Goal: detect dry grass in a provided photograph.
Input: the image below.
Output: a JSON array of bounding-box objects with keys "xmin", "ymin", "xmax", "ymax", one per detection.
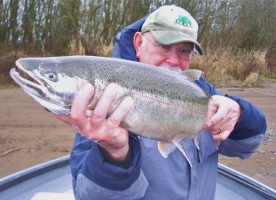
[
  {"xmin": 68, "ymin": 37, "xmax": 114, "ymax": 57},
  {"xmin": 68, "ymin": 39, "xmax": 86, "ymax": 56},
  {"xmin": 191, "ymin": 48, "xmax": 269, "ymax": 87}
]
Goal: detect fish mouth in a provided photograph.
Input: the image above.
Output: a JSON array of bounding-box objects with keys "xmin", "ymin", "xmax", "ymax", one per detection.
[
  {"xmin": 10, "ymin": 60, "xmax": 47, "ymax": 100},
  {"xmin": 10, "ymin": 61, "xmax": 71, "ymax": 115}
]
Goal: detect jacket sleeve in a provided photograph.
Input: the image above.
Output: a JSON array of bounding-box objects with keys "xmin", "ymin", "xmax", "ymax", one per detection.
[
  {"xmin": 196, "ymin": 77, "xmax": 267, "ymax": 158},
  {"xmin": 71, "ymin": 134, "xmax": 148, "ymax": 200}
]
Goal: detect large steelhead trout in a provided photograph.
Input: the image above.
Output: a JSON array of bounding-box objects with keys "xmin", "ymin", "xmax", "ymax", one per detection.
[{"xmin": 10, "ymin": 56, "xmax": 211, "ymax": 165}]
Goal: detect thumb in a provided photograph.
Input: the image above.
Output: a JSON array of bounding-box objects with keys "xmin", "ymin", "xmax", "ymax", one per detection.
[{"xmin": 205, "ymin": 97, "xmax": 218, "ymax": 127}]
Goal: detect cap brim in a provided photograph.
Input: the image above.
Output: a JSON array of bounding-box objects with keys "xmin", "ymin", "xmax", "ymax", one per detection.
[{"xmin": 151, "ymin": 30, "xmax": 204, "ymax": 55}]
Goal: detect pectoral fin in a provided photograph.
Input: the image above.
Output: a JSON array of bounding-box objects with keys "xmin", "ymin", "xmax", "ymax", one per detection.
[
  {"xmin": 194, "ymin": 135, "xmax": 200, "ymax": 150},
  {"xmin": 157, "ymin": 141, "xmax": 176, "ymax": 158},
  {"xmin": 158, "ymin": 140, "xmax": 193, "ymax": 167}
]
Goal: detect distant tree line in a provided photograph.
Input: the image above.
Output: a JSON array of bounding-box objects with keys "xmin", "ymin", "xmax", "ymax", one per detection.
[{"xmin": 0, "ymin": 0, "xmax": 275, "ymax": 56}]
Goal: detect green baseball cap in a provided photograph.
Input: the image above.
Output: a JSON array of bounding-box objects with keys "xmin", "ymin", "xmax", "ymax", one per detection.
[{"xmin": 141, "ymin": 5, "xmax": 203, "ymax": 55}]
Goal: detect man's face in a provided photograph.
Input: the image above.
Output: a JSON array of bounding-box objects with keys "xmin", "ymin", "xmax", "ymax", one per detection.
[{"xmin": 134, "ymin": 32, "xmax": 194, "ymax": 71}]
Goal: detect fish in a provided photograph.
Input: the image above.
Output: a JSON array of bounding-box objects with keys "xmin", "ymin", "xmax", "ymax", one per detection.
[{"xmin": 10, "ymin": 56, "xmax": 211, "ymax": 166}]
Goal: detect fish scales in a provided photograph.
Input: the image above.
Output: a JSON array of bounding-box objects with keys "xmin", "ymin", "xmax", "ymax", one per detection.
[{"xmin": 56, "ymin": 57, "xmax": 209, "ymax": 140}]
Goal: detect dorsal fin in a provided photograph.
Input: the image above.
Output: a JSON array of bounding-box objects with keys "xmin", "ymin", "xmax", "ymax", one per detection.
[{"xmin": 182, "ymin": 69, "xmax": 202, "ymax": 81}]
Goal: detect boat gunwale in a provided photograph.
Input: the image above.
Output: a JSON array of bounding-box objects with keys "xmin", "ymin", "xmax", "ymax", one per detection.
[
  {"xmin": 0, "ymin": 156, "xmax": 275, "ymax": 199},
  {"xmin": 0, "ymin": 155, "xmax": 70, "ymax": 192}
]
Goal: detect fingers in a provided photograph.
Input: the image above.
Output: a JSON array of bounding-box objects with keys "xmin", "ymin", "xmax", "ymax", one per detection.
[
  {"xmin": 212, "ymin": 129, "xmax": 231, "ymax": 142},
  {"xmin": 69, "ymin": 82, "xmax": 132, "ymax": 132},
  {"xmin": 205, "ymin": 109, "xmax": 229, "ymax": 133},
  {"xmin": 205, "ymin": 97, "xmax": 219, "ymax": 127},
  {"xmin": 204, "ymin": 95, "xmax": 241, "ymax": 142},
  {"xmin": 106, "ymin": 97, "xmax": 133, "ymax": 128},
  {"xmin": 205, "ymin": 96, "xmax": 228, "ymax": 128},
  {"xmin": 54, "ymin": 82, "xmax": 131, "ymax": 160},
  {"xmin": 91, "ymin": 83, "xmax": 119, "ymax": 127},
  {"xmin": 71, "ymin": 84, "xmax": 94, "ymax": 124}
]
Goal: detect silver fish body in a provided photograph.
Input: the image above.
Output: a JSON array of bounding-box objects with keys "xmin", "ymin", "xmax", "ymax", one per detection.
[{"xmin": 10, "ymin": 56, "xmax": 210, "ymax": 162}]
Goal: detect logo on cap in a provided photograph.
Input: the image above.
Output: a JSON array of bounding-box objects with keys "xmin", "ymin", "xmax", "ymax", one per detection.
[{"xmin": 176, "ymin": 16, "xmax": 191, "ymax": 27}]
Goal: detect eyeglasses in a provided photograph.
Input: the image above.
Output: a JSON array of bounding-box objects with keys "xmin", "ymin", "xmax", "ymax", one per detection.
[{"xmin": 142, "ymin": 34, "xmax": 195, "ymax": 60}]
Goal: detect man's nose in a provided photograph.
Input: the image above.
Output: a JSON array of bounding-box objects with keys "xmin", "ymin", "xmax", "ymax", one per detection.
[{"xmin": 165, "ymin": 51, "xmax": 181, "ymax": 66}]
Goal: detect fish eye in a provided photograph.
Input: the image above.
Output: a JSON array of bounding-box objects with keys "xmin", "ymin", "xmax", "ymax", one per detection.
[{"xmin": 45, "ymin": 71, "xmax": 58, "ymax": 82}]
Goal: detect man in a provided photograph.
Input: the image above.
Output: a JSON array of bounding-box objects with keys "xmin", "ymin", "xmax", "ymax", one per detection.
[{"xmin": 57, "ymin": 5, "xmax": 266, "ymax": 200}]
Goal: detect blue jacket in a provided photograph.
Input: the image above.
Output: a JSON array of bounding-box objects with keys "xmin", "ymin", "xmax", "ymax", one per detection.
[{"xmin": 70, "ymin": 18, "xmax": 266, "ymax": 200}]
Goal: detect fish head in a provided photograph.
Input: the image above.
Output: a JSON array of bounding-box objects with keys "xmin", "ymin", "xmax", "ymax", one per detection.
[{"xmin": 10, "ymin": 57, "xmax": 89, "ymax": 115}]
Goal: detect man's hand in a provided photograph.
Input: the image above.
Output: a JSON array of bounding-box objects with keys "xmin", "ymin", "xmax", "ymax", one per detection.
[
  {"xmin": 55, "ymin": 83, "xmax": 133, "ymax": 161},
  {"xmin": 204, "ymin": 95, "xmax": 241, "ymax": 142}
]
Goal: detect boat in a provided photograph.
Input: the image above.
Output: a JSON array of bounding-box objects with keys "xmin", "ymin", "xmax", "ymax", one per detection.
[{"xmin": 0, "ymin": 155, "xmax": 275, "ymax": 200}]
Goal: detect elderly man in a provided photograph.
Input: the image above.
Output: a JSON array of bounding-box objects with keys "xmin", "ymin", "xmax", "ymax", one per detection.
[{"xmin": 57, "ymin": 5, "xmax": 266, "ymax": 200}]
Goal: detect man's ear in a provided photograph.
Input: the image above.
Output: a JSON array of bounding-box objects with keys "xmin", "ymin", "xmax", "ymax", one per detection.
[{"xmin": 133, "ymin": 32, "xmax": 143, "ymax": 58}]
